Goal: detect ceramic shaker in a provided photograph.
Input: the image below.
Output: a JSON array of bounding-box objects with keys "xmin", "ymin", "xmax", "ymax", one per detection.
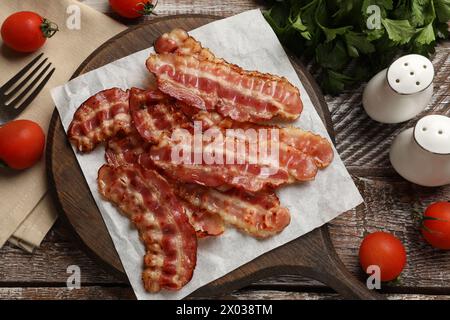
[
  {"xmin": 363, "ymin": 54, "xmax": 434, "ymax": 123},
  {"xmin": 390, "ymin": 115, "xmax": 450, "ymax": 187}
]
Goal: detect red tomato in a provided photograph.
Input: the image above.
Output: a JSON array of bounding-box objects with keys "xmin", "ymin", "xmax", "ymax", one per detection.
[
  {"xmin": 0, "ymin": 120, "xmax": 45, "ymax": 170},
  {"xmin": 1, "ymin": 11, "xmax": 58, "ymax": 53},
  {"xmin": 359, "ymin": 231, "xmax": 407, "ymax": 282},
  {"xmin": 109, "ymin": 0, "xmax": 157, "ymax": 18},
  {"xmin": 421, "ymin": 202, "xmax": 450, "ymax": 250}
]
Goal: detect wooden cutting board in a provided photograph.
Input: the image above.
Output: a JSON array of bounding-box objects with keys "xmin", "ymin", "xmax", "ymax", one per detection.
[{"xmin": 46, "ymin": 14, "xmax": 381, "ymax": 300}]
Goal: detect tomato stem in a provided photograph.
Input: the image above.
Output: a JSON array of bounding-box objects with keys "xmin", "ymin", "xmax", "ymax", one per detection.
[
  {"xmin": 385, "ymin": 276, "xmax": 402, "ymax": 286},
  {"xmin": 0, "ymin": 160, "xmax": 8, "ymax": 169},
  {"xmin": 41, "ymin": 18, "xmax": 59, "ymax": 38},
  {"xmin": 137, "ymin": 0, "xmax": 158, "ymax": 16}
]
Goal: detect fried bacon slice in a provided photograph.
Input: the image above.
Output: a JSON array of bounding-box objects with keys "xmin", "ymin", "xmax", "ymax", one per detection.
[
  {"xmin": 148, "ymin": 136, "xmax": 309, "ymax": 192},
  {"xmin": 98, "ymin": 164, "xmax": 197, "ymax": 292},
  {"xmin": 177, "ymin": 183, "xmax": 291, "ymax": 238},
  {"xmin": 105, "ymin": 133, "xmax": 225, "ymax": 238},
  {"xmin": 181, "ymin": 200, "xmax": 225, "ymax": 238},
  {"xmin": 104, "ymin": 134, "xmax": 288, "ymax": 237},
  {"xmin": 279, "ymin": 127, "xmax": 334, "ymax": 168},
  {"xmin": 68, "ymin": 88, "xmax": 131, "ymax": 152},
  {"xmin": 105, "ymin": 130, "xmax": 152, "ymax": 167},
  {"xmin": 154, "ymin": 28, "xmax": 221, "ymax": 63},
  {"xmin": 127, "ymin": 91, "xmax": 318, "ymax": 191},
  {"xmin": 128, "ymin": 87, "xmax": 192, "ymax": 144},
  {"xmin": 146, "ymin": 52, "xmax": 302, "ymax": 123},
  {"xmin": 191, "ymin": 110, "xmax": 334, "ymax": 168}
]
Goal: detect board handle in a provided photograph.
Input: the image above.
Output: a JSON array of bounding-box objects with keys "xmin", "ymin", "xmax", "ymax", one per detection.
[{"xmin": 189, "ymin": 226, "xmax": 384, "ymax": 300}]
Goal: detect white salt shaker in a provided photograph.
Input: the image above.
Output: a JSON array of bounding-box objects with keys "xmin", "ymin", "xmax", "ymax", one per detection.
[
  {"xmin": 390, "ymin": 115, "xmax": 450, "ymax": 187},
  {"xmin": 363, "ymin": 54, "xmax": 434, "ymax": 123}
]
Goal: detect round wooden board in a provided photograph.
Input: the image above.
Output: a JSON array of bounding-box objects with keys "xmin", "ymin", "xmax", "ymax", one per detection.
[{"xmin": 47, "ymin": 14, "xmax": 381, "ymax": 299}]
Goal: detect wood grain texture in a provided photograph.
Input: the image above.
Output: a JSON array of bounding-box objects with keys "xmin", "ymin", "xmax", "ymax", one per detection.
[
  {"xmin": 329, "ymin": 47, "xmax": 450, "ymax": 171},
  {"xmin": 80, "ymin": 0, "xmax": 265, "ymax": 16},
  {"xmin": 326, "ymin": 45, "xmax": 450, "ymax": 294},
  {"xmin": 229, "ymin": 290, "xmax": 450, "ymax": 300},
  {"xmin": 1, "ymin": 286, "xmax": 449, "ymax": 300}
]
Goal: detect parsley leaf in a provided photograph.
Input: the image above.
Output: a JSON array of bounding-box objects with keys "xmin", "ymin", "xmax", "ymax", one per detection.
[
  {"xmin": 381, "ymin": 18, "xmax": 416, "ymax": 44},
  {"xmin": 264, "ymin": 0, "xmax": 449, "ymax": 94}
]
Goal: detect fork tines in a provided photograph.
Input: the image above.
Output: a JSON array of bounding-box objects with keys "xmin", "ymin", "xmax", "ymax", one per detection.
[{"xmin": 0, "ymin": 53, "xmax": 55, "ymax": 122}]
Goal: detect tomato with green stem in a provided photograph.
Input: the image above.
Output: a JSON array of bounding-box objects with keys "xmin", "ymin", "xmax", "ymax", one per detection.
[
  {"xmin": 1, "ymin": 11, "xmax": 58, "ymax": 53},
  {"xmin": 109, "ymin": 0, "xmax": 158, "ymax": 19},
  {"xmin": 421, "ymin": 202, "xmax": 450, "ymax": 250}
]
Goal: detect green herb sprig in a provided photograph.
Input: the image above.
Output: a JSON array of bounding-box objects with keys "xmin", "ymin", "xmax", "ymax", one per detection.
[{"xmin": 264, "ymin": 0, "xmax": 450, "ymax": 94}]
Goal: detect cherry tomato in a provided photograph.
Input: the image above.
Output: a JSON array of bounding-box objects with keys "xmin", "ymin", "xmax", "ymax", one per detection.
[
  {"xmin": 359, "ymin": 231, "xmax": 407, "ymax": 282},
  {"xmin": 1, "ymin": 11, "xmax": 58, "ymax": 53},
  {"xmin": 421, "ymin": 202, "xmax": 450, "ymax": 250},
  {"xmin": 0, "ymin": 120, "xmax": 45, "ymax": 170},
  {"xmin": 109, "ymin": 0, "xmax": 157, "ymax": 19}
]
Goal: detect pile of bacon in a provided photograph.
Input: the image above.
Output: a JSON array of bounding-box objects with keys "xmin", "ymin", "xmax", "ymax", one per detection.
[{"xmin": 68, "ymin": 29, "xmax": 334, "ymax": 293}]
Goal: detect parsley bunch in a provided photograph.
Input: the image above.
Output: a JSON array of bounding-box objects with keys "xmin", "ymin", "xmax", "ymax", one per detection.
[{"xmin": 264, "ymin": 0, "xmax": 450, "ymax": 94}]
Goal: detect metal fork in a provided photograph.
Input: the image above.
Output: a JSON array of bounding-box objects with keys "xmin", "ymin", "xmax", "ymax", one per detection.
[{"xmin": 0, "ymin": 53, "xmax": 55, "ymax": 124}]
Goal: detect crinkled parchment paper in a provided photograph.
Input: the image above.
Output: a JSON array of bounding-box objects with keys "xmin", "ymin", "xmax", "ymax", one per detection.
[{"xmin": 51, "ymin": 9, "xmax": 363, "ymax": 300}]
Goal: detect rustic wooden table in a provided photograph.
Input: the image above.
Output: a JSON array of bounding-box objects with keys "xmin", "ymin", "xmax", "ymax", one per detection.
[{"xmin": 1, "ymin": 0, "xmax": 449, "ymax": 300}]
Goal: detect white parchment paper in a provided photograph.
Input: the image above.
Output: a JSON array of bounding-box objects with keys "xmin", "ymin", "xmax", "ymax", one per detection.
[{"xmin": 51, "ymin": 10, "xmax": 363, "ymax": 300}]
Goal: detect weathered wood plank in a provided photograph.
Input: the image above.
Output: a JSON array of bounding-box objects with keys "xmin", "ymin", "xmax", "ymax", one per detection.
[
  {"xmin": 329, "ymin": 176, "xmax": 450, "ymax": 292},
  {"xmin": 1, "ymin": 286, "xmax": 449, "ymax": 300},
  {"xmin": 230, "ymin": 290, "xmax": 450, "ymax": 300},
  {"xmin": 0, "ymin": 286, "xmax": 135, "ymax": 300},
  {"xmin": 79, "ymin": 0, "xmax": 264, "ymax": 16},
  {"xmin": 0, "ymin": 222, "xmax": 126, "ymax": 285},
  {"xmin": 0, "ymin": 221, "xmax": 324, "ymax": 288}
]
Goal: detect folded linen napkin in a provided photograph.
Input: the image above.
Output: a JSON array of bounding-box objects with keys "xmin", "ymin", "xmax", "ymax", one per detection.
[{"xmin": 0, "ymin": 0, "xmax": 126, "ymax": 251}]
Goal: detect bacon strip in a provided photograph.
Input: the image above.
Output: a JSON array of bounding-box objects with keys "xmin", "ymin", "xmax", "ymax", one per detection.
[
  {"xmin": 148, "ymin": 136, "xmax": 309, "ymax": 192},
  {"xmin": 68, "ymin": 88, "xmax": 131, "ymax": 152},
  {"xmin": 146, "ymin": 53, "xmax": 302, "ymax": 123},
  {"xmin": 153, "ymin": 29, "xmax": 334, "ymax": 167},
  {"xmin": 98, "ymin": 164, "xmax": 197, "ymax": 292},
  {"xmin": 129, "ymin": 94, "xmax": 319, "ymax": 191},
  {"xmin": 177, "ymin": 183, "xmax": 291, "ymax": 238},
  {"xmin": 129, "ymin": 87, "xmax": 192, "ymax": 144},
  {"xmin": 181, "ymin": 200, "xmax": 225, "ymax": 238},
  {"xmin": 154, "ymin": 28, "xmax": 290, "ymax": 85},
  {"xmin": 105, "ymin": 130, "xmax": 152, "ymax": 167},
  {"xmin": 154, "ymin": 28, "xmax": 220, "ymax": 63},
  {"xmin": 105, "ymin": 133, "xmax": 225, "ymax": 238},
  {"xmin": 105, "ymin": 133, "xmax": 287, "ymax": 237},
  {"xmin": 279, "ymin": 127, "xmax": 334, "ymax": 168},
  {"xmin": 192, "ymin": 110, "xmax": 334, "ymax": 168}
]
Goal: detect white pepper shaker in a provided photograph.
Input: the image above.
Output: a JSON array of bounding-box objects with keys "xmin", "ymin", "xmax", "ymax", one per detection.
[
  {"xmin": 390, "ymin": 115, "xmax": 450, "ymax": 187},
  {"xmin": 363, "ymin": 54, "xmax": 434, "ymax": 124}
]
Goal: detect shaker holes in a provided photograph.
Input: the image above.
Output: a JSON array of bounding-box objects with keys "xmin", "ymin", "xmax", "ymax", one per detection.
[{"xmin": 416, "ymin": 81, "xmax": 420, "ymax": 85}]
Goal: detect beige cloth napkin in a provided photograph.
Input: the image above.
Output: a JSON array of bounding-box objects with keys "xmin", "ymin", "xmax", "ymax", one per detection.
[{"xmin": 0, "ymin": 0, "xmax": 126, "ymax": 252}]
